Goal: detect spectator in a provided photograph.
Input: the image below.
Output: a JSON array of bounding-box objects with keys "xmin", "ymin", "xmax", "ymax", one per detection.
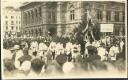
[
  {"xmin": 109, "ymin": 43, "xmax": 120, "ymax": 62},
  {"xmin": 11, "ymin": 45, "xmax": 24, "ymax": 69},
  {"xmin": 97, "ymin": 43, "xmax": 108, "ymax": 61},
  {"xmin": 28, "ymin": 58, "xmax": 45, "ymax": 77}
]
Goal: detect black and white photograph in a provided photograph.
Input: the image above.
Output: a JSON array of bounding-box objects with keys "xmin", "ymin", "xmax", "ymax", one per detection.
[{"xmin": 1, "ymin": 0, "xmax": 127, "ymax": 79}]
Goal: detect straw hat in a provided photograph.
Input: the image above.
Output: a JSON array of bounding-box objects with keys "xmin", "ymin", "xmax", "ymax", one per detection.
[{"xmin": 10, "ymin": 45, "xmax": 20, "ymax": 50}]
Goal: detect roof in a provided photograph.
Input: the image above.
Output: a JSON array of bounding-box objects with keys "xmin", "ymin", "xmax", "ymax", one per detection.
[
  {"xmin": 4, "ymin": 6, "xmax": 20, "ymax": 11},
  {"xmin": 20, "ymin": 2, "xmax": 42, "ymax": 10}
]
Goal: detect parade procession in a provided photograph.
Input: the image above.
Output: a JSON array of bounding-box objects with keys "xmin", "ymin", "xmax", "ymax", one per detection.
[{"xmin": 2, "ymin": 1, "xmax": 126, "ymax": 78}]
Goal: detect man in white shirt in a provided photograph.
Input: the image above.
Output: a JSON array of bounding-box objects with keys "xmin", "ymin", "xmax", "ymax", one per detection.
[
  {"xmin": 29, "ymin": 40, "xmax": 38, "ymax": 58},
  {"xmin": 72, "ymin": 44, "xmax": 81, "ymax": 62},
  {"xmin": 3, "ymin": 49, "xmax": 13, "ymax": 60},
  {"xmin": 119, "ymin": 39, "xmax": 124, "ymax": 53},
  {"xmin": 38, "ymin": 42, "xmax": 48, "ymax": 58},
  {"xmin": 97, "ymin": 43, "xmax": 108, "ymax": 61},
  {"xmin": 109, "ymin": 44, "xmax": 120, "ymax": 61},
  {"xmin": 11, "ymin": 45, "xmax": 24, "ymax": 69}
]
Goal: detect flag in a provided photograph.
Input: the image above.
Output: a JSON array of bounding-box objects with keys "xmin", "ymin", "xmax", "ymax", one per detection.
[
  {"xmin": 82, "ymin": 9, "xmax": 91, "ymax": 34},
  {"xmin": 87, "ymin": 10, "xmax": 91, "ymax": 22},
  {"xmin": 82, "ymin": 23, "xmax": 89, "ymax": 41},
  {"xmin": 82, "ymin": 23, "xmax": 88, "ymax": 34}
]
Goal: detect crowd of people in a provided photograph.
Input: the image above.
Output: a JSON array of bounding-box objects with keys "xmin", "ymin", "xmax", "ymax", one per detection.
[{"xmin": 3, "ymin": 35, "xmax": 126, "ymax": 78}]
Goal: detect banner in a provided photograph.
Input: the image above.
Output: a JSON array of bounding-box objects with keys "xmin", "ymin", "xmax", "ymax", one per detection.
[{"xmin": 100, "ymin": 24, "xmax": 114, "ymax": 32}]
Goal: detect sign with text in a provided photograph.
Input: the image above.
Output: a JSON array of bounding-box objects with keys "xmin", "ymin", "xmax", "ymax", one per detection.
[{"xmin": 100, "ymin": 24, "xmax": 114, "ymax": 32}]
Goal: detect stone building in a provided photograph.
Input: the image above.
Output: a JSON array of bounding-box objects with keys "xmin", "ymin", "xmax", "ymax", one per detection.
[
  {"xmin": 2, "ymin": 6, "xmax": 21, "ymax": 38},
  {"xmin": 20, "ymin": 1, "xmax": 125, "ymax": 37}
]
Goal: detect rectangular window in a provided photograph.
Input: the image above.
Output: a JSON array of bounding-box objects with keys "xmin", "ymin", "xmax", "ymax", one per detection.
[
  {"xmin": 11, "ymin": 21, "xmax": 14, "ymax": 25},
  {"xmin": 11, "ymin": 26, "xmax": 14, "ymax": 30},
  {"xmin": 106, "ymin": 11, "xmax": 111, "ymax": 22},
  {"xmin": 97, "ymin": 10, "xmax": 102, "ymax": 21},
  {"xmin": 114, "ymin": 11, "xmax": 119, "ymax": 22},
  {"xmin": 6, "ymin": 26, "xmax": 8, "ymax": 30},
  {"xmin": 70, "ymin": 10, "xmax": 75, "ymax": 21},
  {"xmin": 5, "ymin": 21, "xmax": 8, "ymax": 25},
  {"xmin": 11, "ymin": 16, "xmax": 14, "ymax": 19},
  {"xmin": 5, "ymin": 16, "xmax": 8, "ymax": 19}
]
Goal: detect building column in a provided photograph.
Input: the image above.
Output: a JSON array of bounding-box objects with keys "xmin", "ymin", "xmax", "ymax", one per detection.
[
  {"xmin": 119, "ymin": 12, "xmax": 123, "ymax": 36},
  {"xmin": 27, "ymin": 12, "xmax": 29, "ymax": 25},
  {"xmin": 42, "ymin": 5, "xmax": 47, "ymax": 35},
  {"xmin": 25, "ymin": 12, "xmax": 28, "ymax": 25},
  {"xmin": 35, "ymin": 8, "xmax": 38, "ymax": 24},
  {"xmin": 102, "ymin": 10, "xmax": 106, "ymax": 23},
  {"xmin": 57, "ymin": 2, "xmax": 62, "ymax": 37},
  {"xmin": 111, "ymin": 11, "xmax": 115, "ymax": 22},
  {"xmin": 119, "ymin": 12, "xmax": 123, "ymax": 22},
  {"xmin": 30, "ymin": 11, "xmax": 33, "ymax": 25},
  {"xmin": 33, "ymin": 9, "xmax": 35, "ymax": 24},
  {"xmin": 36, "ymin": 8, "xmax": 39, "ymax": 24},
  {"xmin": 25, "ymin": 12, "xmax": 27, "ymax": 25},
  {"xmin": 31, "ymin": 10, "xmax": 33, "ymax": 24},
  {"xmin": 38, "ymin": 7, "xmax": 42, "ymax": 24}
]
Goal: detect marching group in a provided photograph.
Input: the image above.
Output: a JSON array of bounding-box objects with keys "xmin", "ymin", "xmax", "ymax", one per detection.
[{"xmin": 3, "ymin": 35, "xmax": 126, "ymax": 77}]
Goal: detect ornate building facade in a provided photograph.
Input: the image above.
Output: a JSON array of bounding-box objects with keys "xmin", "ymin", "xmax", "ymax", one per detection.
[
  {"xmin": 2, "ymin": 7, "xmax": 21, "ymax": 38},
  {"xmin": 20, "ymin": 1, "xmax": 125, "ymax": 37}
]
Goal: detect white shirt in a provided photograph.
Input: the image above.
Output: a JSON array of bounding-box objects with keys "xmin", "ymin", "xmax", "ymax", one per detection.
[
  {"xmin": 97, "ymin": 47, "xmax": 108, "ymax": 61},
  {"xmin": 101, "ymin": 38, "xmax": 106, "ymax": 45},
  {"xmin": 3, "ymin": 49, "xmax": 13, "ymax": 60},
  {"xmin": 120, "ymin": 41, "xmax": 124, "ymax": 52},
  {"xmin": 106, "ymin": 37, "xmax": 111, "ymax": 45},
  {"xmin": 85, "ymin": 41, "xmax": 91, "ymax": 48},
  {"xmin": 109, "ymin": 46, "xmax": 119, "ymax": 60},
  {"xmin": 14, "ymin": 50, "xmax": 24, "ymax": 69},
  {"xmin": 48, "ymin": 42, "xmax": 56, "ymax": 52},
  {"xmin": 65, "ymin": 42, "xmax": 73, "ymax": 52},
  {"xmin": 93, "ymin": 41, "xmax": 100, "ymax": 48},
  {"xmin": 30, "ymin": 41, "xmax": 38, "ymax": 52},
  {"xmin": 55, "ymin": 43, "xmax": 64, "ymax": 55},
  {"xmin": 72, "ymin": 44, "xmax": 80, "ymax": 58}
]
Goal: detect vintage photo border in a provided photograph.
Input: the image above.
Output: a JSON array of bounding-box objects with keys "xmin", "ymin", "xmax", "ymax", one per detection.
[{"xmin": 1, "ymin": 0, "xmax": 127, "ymax": 79}]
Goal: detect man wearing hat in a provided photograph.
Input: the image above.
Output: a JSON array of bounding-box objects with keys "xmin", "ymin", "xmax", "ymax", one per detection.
[{"xmin": 11, "ymin": 45, "xmax": 24, "ymax": 69}]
